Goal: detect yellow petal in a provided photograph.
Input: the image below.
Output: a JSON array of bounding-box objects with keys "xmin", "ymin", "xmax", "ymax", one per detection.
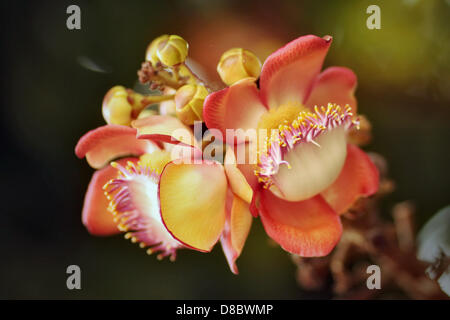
[
  {"xmin": 139, "ymin": 150, "xmax": 173, "ymax": 174},
  {"xmin": 224, "ymin": 145, "xmax": 253, "ymax": 203},
  {"xmin": 221, "ymin": 193, "xmax": 253, "ymax": 274},
  {"xmin": 159, "ymin": 161, "xmax": 228, "ymax": 252}
]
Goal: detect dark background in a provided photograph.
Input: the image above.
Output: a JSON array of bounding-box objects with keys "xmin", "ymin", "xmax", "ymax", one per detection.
[{"xmin": 1, "ymin": 0, "xmax": 449, "ymax": 299}]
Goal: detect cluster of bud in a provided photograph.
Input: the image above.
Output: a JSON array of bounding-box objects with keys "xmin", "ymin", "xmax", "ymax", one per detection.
[{"xmin": 135, "ymin": 35, "xmax": 263, "ymax": 126}]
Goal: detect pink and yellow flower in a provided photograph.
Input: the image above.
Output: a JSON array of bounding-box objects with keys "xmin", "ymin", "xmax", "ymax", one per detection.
[
  {"xmin": 76, "ymin": 111, "xmax": 253, "ymax": 272},
  {"xmin": 203, "ymin": 35, "xmax": 379, "ymax": 257}
]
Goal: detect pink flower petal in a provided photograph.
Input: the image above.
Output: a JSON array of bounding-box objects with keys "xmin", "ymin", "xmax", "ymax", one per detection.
[
  {"xmin": 305, "ymin": 67, "xmax": 358, "ymax": 113},
  {"xmin": 203, "ymin": 78, "xmax": 267, "ymax": 143},
  {"xmin": 260, "ymin": 35, "xmax": 332, "ymax": 109},
  {"xmin": 75, "ymin": 125, "xmax": 157, "ymax": 169},
  {"xmin": 321, "ymin": 144, "xmax": 379, "ymax": 214},
  {"xmin": 259, "ymin": 188, "xmax": 342, "ymax": 257},
  {"xmin": 82, "ymin": 158, "xmax": 138, "ymax": 236}
]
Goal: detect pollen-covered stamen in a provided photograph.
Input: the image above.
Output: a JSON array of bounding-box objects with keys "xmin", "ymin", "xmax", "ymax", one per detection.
[
  {"xmin": 103, "ymin": 161, "xmax": 183, "ymax": 261},
  {"xmin": 255, "ymin": 131, "xmax": 291, "ymax": 184},
  {"xmin": 255, "ymin": 103, "xmax": 358, "ymax": 192}
]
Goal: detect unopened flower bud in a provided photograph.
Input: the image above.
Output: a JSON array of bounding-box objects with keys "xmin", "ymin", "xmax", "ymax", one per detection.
[
  {"xmin": 175, "ymin": 84, "xmax": 208, "ymax": 125},
  {"xmin": 217, "ymin": 48, "xmax": 261, "ymax": 86},
  {"xmin": 102, "ymin": 86, "xmax": 156, "ymax": 125},
  {"xmin": 145, "ymin": 34, "xmax": 170, "ymax": 65},
  {"xmin": 156, "ymin": 35, "xmax": 189, "ymax": 67},
  {"xmin": 102, "ymin": 86, "xmax": 133, "ymax": 126}
]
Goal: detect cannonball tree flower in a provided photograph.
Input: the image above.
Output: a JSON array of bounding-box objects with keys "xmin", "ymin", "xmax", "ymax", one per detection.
[
  {"xmin": 76, "ymin": 113, "xmax": 253, "ymax": 272},
  {"xmin": 131, "ymin": 117, "xmax": 254, "ymax": 273},
  {"xmin": 203, "ymin": 35, "xmax": 380, "ymax": 257},
  {"xmin": 75, "ymin": 122, "xmax": 181, "ymax": 257}
]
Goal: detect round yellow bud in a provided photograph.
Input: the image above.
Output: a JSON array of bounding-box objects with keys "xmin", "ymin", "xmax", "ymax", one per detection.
[
  {"xmin": 175, "ymin": 84, "xmax": 208, "ymax": 125},
  {"xmin": 156, "ymin": 35, "xmax": 189, "ymax": 67},
  {"xmin": 145, "ymin": 34, "xmax": 169, "ymax": 65},
  {"xmin": 102, "ymin": 86, "xmax": 133, "ymax": 126},
  {"xmin": 217, "ymin": 48, "xmax": 262, "ymax": 86}
]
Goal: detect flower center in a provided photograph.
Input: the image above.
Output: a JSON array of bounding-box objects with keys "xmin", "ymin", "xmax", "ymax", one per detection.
[
  {"xmin": 257, "ymin": 102, "xmax": 307, "ymax": 132},
  {"xmin": 255, "ymin": 103, "xmax": 358, "ymax": 201}
]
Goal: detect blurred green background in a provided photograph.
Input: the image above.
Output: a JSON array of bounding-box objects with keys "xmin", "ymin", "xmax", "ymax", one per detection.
[{"xmin": 1, "ymin": 0, "xmax": 449, "ymax": 299}]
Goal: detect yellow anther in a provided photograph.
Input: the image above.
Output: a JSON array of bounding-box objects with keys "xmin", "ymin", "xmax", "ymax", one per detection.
[{"xmin": 110, "ymin": 162, "xmax": 118, "ymax": 169}]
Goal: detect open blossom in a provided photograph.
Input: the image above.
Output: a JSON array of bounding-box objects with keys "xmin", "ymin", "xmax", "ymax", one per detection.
[
  {"xmin": 203, "ymin": 35, "xmax": 379, "ymax": 256},
  {"xmin": 76, "ymin": 110, "xmax": 253, "ymax": 272}
]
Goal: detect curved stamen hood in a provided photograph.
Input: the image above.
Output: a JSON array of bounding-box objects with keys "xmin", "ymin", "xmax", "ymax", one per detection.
[
  {"xmin": 104, "ymin": 161, "xmax": 183, "ymax": 260},
  {"xmin": 255, "ymin": 103, "xmax": 358, "ymax": 201}
]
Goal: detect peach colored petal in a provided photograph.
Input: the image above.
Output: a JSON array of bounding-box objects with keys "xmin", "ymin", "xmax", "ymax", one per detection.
[
  {"xmin": 203, "ymin": 78, "xmax": 267, "ymax": 143},
  {"xmin": 305, "ymin": 67, "xmax": 358, "ymax": 113},
  {"xmin": 132, "ymin": 115, "xmax": 196, "ymax": 147},
  {"xmin": 159, "ymin": 160, "xmax": 228, "ymax": 252},
  {"xmin": 260, "ymin": 35, "xmax": 332, "ymax": 109},
  {"xmin": 259, "ymin": 188, "xmax": 342, "ymax": 257},
  {"xmin": 75, "ymin": 125, "xmax": 157, "ymax": 169},
  {"xmin": 82, "ymin": 158, "xmax": 137, "ymax": 236},
  {"xmin": 224, "ymin": 145, "xmax": 253, "ymax": 203},
  {"xmin": 221, "ymin": 192, "xmax": 253, "ymax": 274},
  {"xmin": 321, "ymin": 144, "xmax": 379, "ymax": 214}
]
